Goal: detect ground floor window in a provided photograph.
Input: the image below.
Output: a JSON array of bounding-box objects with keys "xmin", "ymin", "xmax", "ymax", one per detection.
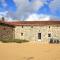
[
  {"xmin": 38, "ymin": 33, "xmax": 41, "ymax": 39},
  {"xmin": 48, "ymin": 33, "xmax": 51, "ymax": 37}
]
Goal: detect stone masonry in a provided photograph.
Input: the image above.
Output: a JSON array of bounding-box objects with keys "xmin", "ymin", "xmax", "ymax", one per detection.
[{"xmin": 14, "ymin": 24, "xmax": 60, "ymax": 43}]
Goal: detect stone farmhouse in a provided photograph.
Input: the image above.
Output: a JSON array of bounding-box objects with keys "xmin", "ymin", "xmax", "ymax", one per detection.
[{"xmin": 0, "ymin": 20, "xmax": 60, "ymax": 43}]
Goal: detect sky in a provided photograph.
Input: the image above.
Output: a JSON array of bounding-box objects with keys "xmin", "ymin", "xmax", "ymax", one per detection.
[{"xmin": 0, "ymin": 0, "xmax": 60, "ymax": 21}]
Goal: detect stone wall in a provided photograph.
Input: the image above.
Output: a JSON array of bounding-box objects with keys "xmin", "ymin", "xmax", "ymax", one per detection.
[
  {"xmin": 0, "ymin": 26, "xmax": 14, "ymax": 40},
  {"xmin": 14, "ymin": 24, "xmax": 60, "ymax": 42}
]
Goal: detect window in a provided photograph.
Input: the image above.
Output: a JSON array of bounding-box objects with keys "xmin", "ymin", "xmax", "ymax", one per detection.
[
  {"xmin": 49, "ymin": 26, "xmax": 50, "ymax": 28},
  {"xmin": 22, "ymin": 26, "xmax": 23, "ymax": 28},
  {"xmin": 38, "ymin": 33, "xmax": 41, "ymax": 39},
  {"xmin": 31, "ymin": 26, "xmax": 33, "ymax": 28},
  {"xmin": 21, "ymin": 33, "xmax": 23, "ymax": 36},
  {"xmin": 48, "ymin": 34, "xmax": 51, "ymax": 37}
]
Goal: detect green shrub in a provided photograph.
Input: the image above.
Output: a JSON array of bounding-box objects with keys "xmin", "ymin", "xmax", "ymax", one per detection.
[
  {"xmin": 1, "ymin": 40, "xmax": 8, "ymax": 43},
  {"xmin": 15, "ymin": 39, "xmax": 29, "ymax": 43},
  {"xmin": 1, "ymin": 39, "xmax": 14, "ymax": 43},
  {"xmin": 0, "ymin": 39, "xmax": 29, "ymax": 43}
]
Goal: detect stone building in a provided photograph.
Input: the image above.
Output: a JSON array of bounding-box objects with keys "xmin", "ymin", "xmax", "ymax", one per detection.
[
  {"xmin": 8, "ymin": 21, "xmax": 60, "ymax": 43},
  {"xmin": 0, "ymin": 21, "xmax": 60, "ymax": 43}
]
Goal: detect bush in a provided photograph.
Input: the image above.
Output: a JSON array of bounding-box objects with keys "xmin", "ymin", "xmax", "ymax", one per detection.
[
  {"xmin": 0, "ymin": 39, "xmax": 29, "ymax": 43},
  {"xmin": 0, "ymin": 39, "xmax": 14, "ymax": 43},
  {"xmin": 1, "ymin": 40, "xmax": 9, "ymax": 43},
  {"xmin": 15, "ymin": 39, "xmax": 29, "ymax": 43}
]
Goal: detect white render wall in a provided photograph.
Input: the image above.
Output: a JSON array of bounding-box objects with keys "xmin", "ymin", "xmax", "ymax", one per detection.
[{"xmin": 14, "ymin": 24, "xmax": 60, "ymax": 42}]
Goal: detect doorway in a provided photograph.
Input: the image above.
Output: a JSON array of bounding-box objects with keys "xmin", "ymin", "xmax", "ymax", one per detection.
[{"xmin": 38, "ymin": 33, "xmax": 41, "ymax": 39}]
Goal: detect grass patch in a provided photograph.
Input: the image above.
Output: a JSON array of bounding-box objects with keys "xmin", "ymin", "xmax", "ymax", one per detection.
[
  {"xmin": 15, "ymin": 39, "xmax": 29, "ymax": 43},
  {"xmin": 0, "ymin": 39, "xmax": 29, "ymax": 43}
]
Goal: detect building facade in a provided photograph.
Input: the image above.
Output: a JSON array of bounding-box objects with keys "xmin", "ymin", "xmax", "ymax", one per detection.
[
  {"xmin": 1, "ymin": 21, "xmax": 60, "ymax": 43},
  {"xmin": 12, "ymin": 21, "xmax": 60, "ymax": 43}
]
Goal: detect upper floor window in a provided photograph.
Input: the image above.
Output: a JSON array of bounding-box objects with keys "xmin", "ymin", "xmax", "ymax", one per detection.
[
  {"xmin": 49, "ymin": 26, "xmax": 50, "ymax": 28},
  {"xmin": 21, "ymin": 33, "xmax": 23, "ymax": 36},
  {"xmin": 48, "ymin": 33, "xmax": 51, "ymax": 37},
  {"xmin": 31, "ymin": 26, "xmax": 33, "ymax": 28}
]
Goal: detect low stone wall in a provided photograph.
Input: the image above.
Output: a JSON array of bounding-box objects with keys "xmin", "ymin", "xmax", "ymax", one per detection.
[{"xmin": 0, "ymin": 26, "xmax": 14, "ymax": 40}]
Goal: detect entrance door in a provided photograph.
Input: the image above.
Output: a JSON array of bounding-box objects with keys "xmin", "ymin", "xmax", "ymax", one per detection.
[{"xmin": 38, "ymin": 33, "xmax": 41, "ymax": 39}]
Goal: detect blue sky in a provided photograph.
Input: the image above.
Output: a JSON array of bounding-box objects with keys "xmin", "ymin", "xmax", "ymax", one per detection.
[
  {"xmin": 0, "ymin": 0, "xmax": 60, "ymax": 20},
  {"xmin": 0, "ymin": 0, "xmax": 16, "ymax": 12}
]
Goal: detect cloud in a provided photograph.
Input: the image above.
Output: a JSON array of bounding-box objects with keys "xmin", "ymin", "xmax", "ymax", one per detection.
[
  {"xmin": 49, "ymin": 0, "xmax": 60, "ymax": 14},
  {"xmin": 13, "ymin": 0, "xmax": 44, "ymax": 20},
  {"xmin": 1, "ymin": 0, "xmax": 60, "ymax": 21},
  {"xmin": 0, "ymin": 11, "xmax": 8, "ymax": 16},
  {"xmin": 25, "ymin": 13, "xmax": 50, "ymax": 21},
  {"xmin": 0, "ymin": 0, "xmax": 17, "ymax": 20},
  {"xmin": 1, "ymin": 0, "xmax": 7, "ymax": 7},
  {"xmin": 14, "ymin": 0, "xmax": 59, "ymax": 20},
  {"xmin": 0, "ymin": 0, "xmax": 8, "ymax": 11},
  {"xmin": 14, "ymin": 0, "xmax": 43, "ymax": 12}
]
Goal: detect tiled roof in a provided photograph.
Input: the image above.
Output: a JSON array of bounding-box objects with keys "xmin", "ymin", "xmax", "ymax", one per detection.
[
  {"xmin": 0, "ymin": 26, "xmax": 12, "ymax": 30},
  {"xmin": 0, "ymin": 20, "xmax": 60, "ymax": 26},
  {"xmin": 6, "ymin": 21, "xmax": 60, "ymax": 26},
  {"xmin": 0, "ymin": 20, "xmax": 14, "ymax": 27}
]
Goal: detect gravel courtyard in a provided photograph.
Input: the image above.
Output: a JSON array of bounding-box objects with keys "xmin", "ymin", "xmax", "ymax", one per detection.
[{"xmin": 0, "ymin": 42, "xmax": 60, "ymax": 60}]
